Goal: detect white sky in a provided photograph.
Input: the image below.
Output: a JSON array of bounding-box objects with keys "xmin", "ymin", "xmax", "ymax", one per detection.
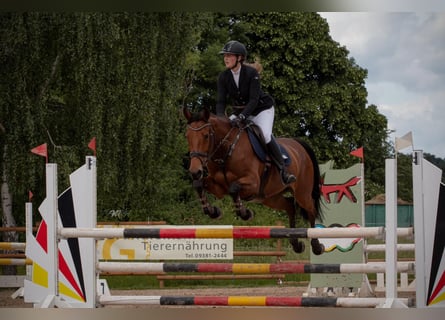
[{"xmin": 319, "ymin": 12, "xmax": 445, "ymax": 158}]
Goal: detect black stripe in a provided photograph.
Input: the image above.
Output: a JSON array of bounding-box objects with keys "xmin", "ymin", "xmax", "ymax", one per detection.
[
  {"xmin": 301, "ymin": 297, "xmax": 337, "ymax": 307},
  {"xmin": 58, "ymin": 188, "xmax": 86, "ymax": 301},
  {"xmin": 160, "ymin": 296, "xmax": 194, "ymax": 305},
  {"xmin": 123, "ymin": 228, "xmax": 160, "ymax": 238},
  {"xmin": 163, "ymin": 263, "xmax": 198, "ymax": 272},
  {"xmin": 270, "ymin": 228, "xmax": 308, "ymax": 238},
  {"xmin": 428, "ymin": 182, "xmax": 445, "ymax": 304},
  {"xmin": 304, "ymin": 264, "xmax": 341, "ymax": 273}
]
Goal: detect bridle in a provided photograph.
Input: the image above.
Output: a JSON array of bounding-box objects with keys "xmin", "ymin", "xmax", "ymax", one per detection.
[
  {"xmin": 187, "ymin": 122, "xmax": 214, "ymax": 167},
  {"xmin": 187, "ymin": 120, "xmax": 243, "ymax": 171}
]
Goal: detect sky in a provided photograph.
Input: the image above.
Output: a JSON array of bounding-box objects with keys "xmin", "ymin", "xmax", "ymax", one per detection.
[{"xmin": 319, "ymin": 12, "xmax": 445, "ymax": 159}]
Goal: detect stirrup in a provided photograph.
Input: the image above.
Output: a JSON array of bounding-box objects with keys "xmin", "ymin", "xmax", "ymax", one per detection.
[{"xmin": 281, "ymin": 170, "xmax": 296, "ymax": 184}]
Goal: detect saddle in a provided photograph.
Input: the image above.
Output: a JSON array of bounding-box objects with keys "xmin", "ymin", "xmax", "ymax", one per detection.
[{"xmin": 245, "ymin": 123, "xmax": 291, "ymax": 166}]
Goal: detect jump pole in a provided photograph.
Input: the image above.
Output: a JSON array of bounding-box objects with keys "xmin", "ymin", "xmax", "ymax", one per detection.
[
  {"xmin": 96, "ymin": 261, "xmax": 414, "ymax": 275},
  {"xmin": 59, "ymin": 226, "xmax": 389, "ymax": 239},
  {"xmin": 98, "ymin": 295, "xmax": 413, "ymax": 307}
]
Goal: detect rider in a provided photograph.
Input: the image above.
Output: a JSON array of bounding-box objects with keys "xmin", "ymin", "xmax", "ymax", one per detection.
[{"xmin": 215, "ymin": 40, "xmax": 296, "ymax": 185}]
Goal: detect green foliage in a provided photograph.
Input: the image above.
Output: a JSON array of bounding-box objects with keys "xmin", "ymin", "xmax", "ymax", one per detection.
[
  {"xmin": 0, "ymin": 12, "xmax": 211, "ymax": 224},
  {"xmin": 1, "ymin": 12, "xmax": 442, "ymax": 228}
]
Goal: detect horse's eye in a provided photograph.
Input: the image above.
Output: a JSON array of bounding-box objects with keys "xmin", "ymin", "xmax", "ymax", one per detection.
[{"xmin": 204, "ymin": 134, "xmax": 209, "ymax": 140}]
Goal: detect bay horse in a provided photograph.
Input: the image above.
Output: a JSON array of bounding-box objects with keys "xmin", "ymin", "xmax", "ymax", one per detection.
[{"xmin": 183, "ymin": 106, "xmax": 324, "ymax": 255}]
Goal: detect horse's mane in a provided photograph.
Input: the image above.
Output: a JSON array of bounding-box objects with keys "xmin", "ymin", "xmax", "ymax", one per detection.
[{"xmin": 244, "ymin": 58, "xmax": 263, "ymax": 75}]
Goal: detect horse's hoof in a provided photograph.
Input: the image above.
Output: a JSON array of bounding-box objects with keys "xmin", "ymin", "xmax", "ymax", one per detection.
[
  {"xmin": 290, "ymin": 238, "xmax": 305, "ymax": 253},
  {"xmin": 237, "ymin": 208, "xmax": 254, "ymax": 221},
  {"xmin": 311, "ymin": 240, "xmax": 325, "ymax": 255},
  {"xmin": 205, "ymin": 206, "xmax": 222, "ymax": 219}
]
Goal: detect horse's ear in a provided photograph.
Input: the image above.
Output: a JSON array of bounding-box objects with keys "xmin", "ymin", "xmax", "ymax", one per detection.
[
  {"xmin": 183, "ymin": 106, "xmax": 192, "ymax": 121},
  {"xmin": 202, "ymin": 107, "xmax": 210, "ymax": 121}
]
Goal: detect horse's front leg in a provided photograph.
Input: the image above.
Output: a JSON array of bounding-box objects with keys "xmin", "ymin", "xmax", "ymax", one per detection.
[
  {"xmin": 192, "ymin": 178, "xmax": 222, "ymax": 219},
  {"xmin": 228, "ymin": 182, "xmax": 254, "ymax": 221}
]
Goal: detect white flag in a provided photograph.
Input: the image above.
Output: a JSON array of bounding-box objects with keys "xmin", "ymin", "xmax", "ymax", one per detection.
[{"xmin": 395, "ymin": 131, "xmax": 413, "ymax": 151}]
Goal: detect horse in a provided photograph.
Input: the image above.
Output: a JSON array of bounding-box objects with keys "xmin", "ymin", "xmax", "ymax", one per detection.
[{"xmin": 183, "ymin": 106, "xmax": 324, "ymax": 255}]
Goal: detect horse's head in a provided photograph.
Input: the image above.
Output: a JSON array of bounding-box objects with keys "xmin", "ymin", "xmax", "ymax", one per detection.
[{"xmin": 183, "ymin": 106, "xmax": 214, "ymax": 180}]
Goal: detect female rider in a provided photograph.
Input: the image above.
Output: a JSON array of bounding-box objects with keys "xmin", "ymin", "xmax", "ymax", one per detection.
[{"xmin": 215, "ymin": 40, "xmax": 296, "ymax": 185}]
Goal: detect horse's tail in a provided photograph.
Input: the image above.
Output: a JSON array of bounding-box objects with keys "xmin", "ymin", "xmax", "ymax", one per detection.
[{"xmin": 295, "ymin": 138, "xmax": 323, "ymax": 222}]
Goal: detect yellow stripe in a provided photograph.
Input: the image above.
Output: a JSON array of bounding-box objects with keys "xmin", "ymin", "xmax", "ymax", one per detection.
[
  {"xmin": 59, "ymin": 282, "xmax": 85, "ymax": 302},
  {"xmin": 195, "ymin": 228, "xmax": 233, "ymax": 238},
  {"xmin": 32, "ymin": 262, "xmax": 48, "ymax": 288},
  {"xmin": 429, "ymin": 292, "xmax": 445, "ymax": 305},
  {"xmin": 228, "ymin": 296, "xmax": 266, "ymax": 306},
  {"xmin": 120, "ymin": 249, "xmax": 135, "ymax": 260},
  {"xmin": 232, "ymin": 263, "xmax": 270, "ymax": 274},
  {"xmin": 102, "ymin": 238, "xmax": 118, "ymax": 259}
]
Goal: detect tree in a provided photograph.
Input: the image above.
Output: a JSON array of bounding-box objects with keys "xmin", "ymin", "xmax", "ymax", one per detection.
[{"xmin": 0, "ymin": 13, "xmax": 210, "ymax": 231}]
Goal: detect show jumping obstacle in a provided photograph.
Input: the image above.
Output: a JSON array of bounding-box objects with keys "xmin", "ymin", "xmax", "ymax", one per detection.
[
  {"xmin": 59, "ymin": 226, "xmax": 389, "ymax": 239},
  {"xmin": 22, "ymin": 150, "xmax": 444, "ymax": 308},
  {"xmin": 98, "ymin": 295, "xmax": 413, "ymax": 307},
  {"xmin": 96, "ymin": 261, "xmax": 414, "ymax": 275}
]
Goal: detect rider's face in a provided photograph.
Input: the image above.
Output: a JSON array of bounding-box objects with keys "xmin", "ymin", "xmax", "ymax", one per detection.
[{"xmin": 223, "ymin": 53, "xmax": 240, "ymax": 70}]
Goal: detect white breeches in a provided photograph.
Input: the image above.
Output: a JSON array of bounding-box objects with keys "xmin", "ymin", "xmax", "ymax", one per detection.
[{"xmin": 248, "ymin": 106, "xmax": 274, "ymax": 143}]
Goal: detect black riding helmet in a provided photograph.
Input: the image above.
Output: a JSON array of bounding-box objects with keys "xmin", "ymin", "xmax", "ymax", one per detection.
[{"xmin": 219, "ymin": 40, "xmax": 247, "ymax": 60}]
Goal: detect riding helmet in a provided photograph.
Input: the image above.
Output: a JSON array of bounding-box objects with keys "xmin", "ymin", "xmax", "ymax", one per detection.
[{"xmin": 219, "ymin": 40, "xmax": 247, "ymax": 57}]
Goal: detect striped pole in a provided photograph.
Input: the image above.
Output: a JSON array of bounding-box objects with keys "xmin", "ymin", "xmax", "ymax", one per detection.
[
  {"xmin": 365, "ymin": 243, "xmax": 415, "ymax": 253},
  {"xmin": 0, "ymin": 242, "xmax": 26, "ymax": 250},
  {"xmin": 97, "ymin": 261, "xmax": 414, "ymax": 275},
  {"xmin": 60, "ymin": 226, "xmax": 388, "ymax": 239},
  {"xmin": 98, "ymin": 295, "xmax": 413, "ymax": 307},
  {"xmin": 0, "ymin": 258, "xmax": 32, "ymax": 266}
]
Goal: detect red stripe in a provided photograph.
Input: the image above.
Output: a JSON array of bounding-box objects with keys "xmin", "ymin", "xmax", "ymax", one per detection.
[
  {"xmin": 428, "ymin": 271, "xmax": 445, "ymax": 304},
  {"xmin": 194, "ymin": 296, "xmax": 228, "ymax": 305},
  {"xmin": 233, "ymin": 227, "xmax": 271, "ymax": 239},
  {"xmin": 58, "ymin": 250, "xmax": 85, "ymax": 300},
  {"xmin": 269, "ymin": 263, "xmax": 305, "ymax": 273},
  {"xmin": 36, "ymin": 220, "xmax": 48, "ymax": 253},
  {"xmin": 159, "ymin": 229, "xmax": 196, "ymax": 238},
  {"xmin": 197, "ymin": 263, "xmax": 233, "ymax": 273},
  {"xmin": 265, "ymin": 297, "xmax": 302, "ymax": 306}
]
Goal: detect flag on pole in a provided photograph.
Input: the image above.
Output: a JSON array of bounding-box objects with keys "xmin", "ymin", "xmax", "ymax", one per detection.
[
  {"xmin": 395, "ymin": 131, "xmax": 413, "ymax": 152},
  {"xmin": 31, "ymin": 143, "xmax": 48, "ymax": 163},
  {"xmin": 350, "ymin": 147, "xmax": 364, "ymax": 160},
  {"xmin": 88, "ymin": 137, "xmax": 96, "ymax": 156}
]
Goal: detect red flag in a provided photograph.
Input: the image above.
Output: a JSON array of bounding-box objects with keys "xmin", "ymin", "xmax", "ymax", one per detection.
[
  {"xmin": 31, "ymin": 143, "xmax": 48, "ymax": 163},
  {"xmin": 88, "ymin": 137, "xmax": 96, "ymax": 156},
  {"xmin": 350, "ymin": 147, "xmax": 364, "ymax": 159}
]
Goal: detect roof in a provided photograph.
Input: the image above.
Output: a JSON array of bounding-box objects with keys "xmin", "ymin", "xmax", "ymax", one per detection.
[{"xmin": 365, "ymin": 193, "xmax": 412, "ymax": 205}]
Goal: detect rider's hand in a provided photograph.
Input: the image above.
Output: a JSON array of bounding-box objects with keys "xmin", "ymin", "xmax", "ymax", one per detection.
[{"xmin": 229, "ymin": 114, "xmax": 246, "ymax": 128}]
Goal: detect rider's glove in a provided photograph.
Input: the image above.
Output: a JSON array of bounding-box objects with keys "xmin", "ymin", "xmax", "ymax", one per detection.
[{"xmin": 229, "ymin": 114, "xmax": 246, "ymax": 128}]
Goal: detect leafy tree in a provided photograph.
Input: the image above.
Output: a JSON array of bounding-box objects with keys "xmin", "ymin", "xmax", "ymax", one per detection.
[{"xmin": 0, "ymin": 13, "xmax": 210, "ymax": 229}]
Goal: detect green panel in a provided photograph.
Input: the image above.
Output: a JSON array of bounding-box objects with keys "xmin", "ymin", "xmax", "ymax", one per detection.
[
  {"xmin": 365, "ymin": 205, "xmax": 414, "ymax": 227},
  {"xmin": 310, "ymin": 161, "xmax": 364, "ymax": 288}
]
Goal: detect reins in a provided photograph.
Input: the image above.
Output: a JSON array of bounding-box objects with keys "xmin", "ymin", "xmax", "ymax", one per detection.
[{"xmin": 187, "ymin": 119, "xmax": 244, "ymax": 171}]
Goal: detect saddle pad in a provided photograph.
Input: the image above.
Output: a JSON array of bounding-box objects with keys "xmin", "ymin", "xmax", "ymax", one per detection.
[{"xmin": 247, "ymin": 129, "xmax": 291, "ymax": 166}]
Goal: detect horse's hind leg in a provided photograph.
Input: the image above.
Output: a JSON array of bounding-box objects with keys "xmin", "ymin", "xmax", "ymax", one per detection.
[
  {"xmin": 304, "ymin": 208, "xmax": 324, "ymax": 255},
  {"xmin": 288, "ymin": 204, "xmax": 305, "ymax": 254},
  {"xmin": 262, "ymin": 196, "xmax": 304, "ymax": 253}
]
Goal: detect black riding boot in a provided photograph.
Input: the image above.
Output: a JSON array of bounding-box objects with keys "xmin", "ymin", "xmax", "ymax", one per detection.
[{"xmin": 267, "ymin": 139, "xmax": 296, "ymax": 184}]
